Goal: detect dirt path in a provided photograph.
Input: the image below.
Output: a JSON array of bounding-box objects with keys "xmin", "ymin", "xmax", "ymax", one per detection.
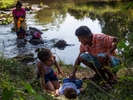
[{"xmin": 55, "ymin": 66, "xmax": 95, "ymax": 79}]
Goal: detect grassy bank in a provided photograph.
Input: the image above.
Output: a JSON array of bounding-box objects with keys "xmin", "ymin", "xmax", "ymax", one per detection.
[
  {"xmin": 0, "ymin": 53, "xmax": 133, "ymax": 100},
  {"xmin": 1, "ymin": 1, "xmax": 133, "ymax": 100},
  {"xmin": 0, "ymin": 0, "xmax": 16, "ymax": 9}
]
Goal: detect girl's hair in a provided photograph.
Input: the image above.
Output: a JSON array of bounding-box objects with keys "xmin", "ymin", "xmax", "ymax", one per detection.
[
  {"xmin": 35, "ymin": 48, "xmax": 52, "ymax": 62},
  {"xmin": 64, "ymin": 88, "xmax": 77, "ymax": 99}
]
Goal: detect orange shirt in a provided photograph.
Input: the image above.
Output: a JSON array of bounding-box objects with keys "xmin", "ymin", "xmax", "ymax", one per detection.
[{"xmin": 80, "ymin": 34, "xmax": 116, "ymax": 57}]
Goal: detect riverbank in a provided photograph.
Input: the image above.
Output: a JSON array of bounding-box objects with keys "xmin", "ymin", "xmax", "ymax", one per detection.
[
  {"xmin": 0, "ymin": 55, "xmax": 133, "ymax": 100},
  {"xmin": 1, "ymin": 1, "xmax": 133, "ymax": 99}
]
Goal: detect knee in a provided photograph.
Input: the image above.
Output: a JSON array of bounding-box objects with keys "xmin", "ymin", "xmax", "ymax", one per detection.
[
  {"xmin": 97, "ymin": 56, "xmax": 108, "ymax": 66},
  {"xmin": 97, "ymin": 56, "xmax": 105, "ymax": 62},
  {"xmin": 79, "ymin": 56, "xmax": 84, "ymax": 62}
]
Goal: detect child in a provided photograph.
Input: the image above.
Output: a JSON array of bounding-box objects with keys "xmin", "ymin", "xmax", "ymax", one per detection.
[
  {"xmin": 35, "ymin": 48, "xmax": 64, "ymax": 96},
  {"xmin": 58, "ymin": 78, "xmax": 84, "ymax": 99},
  {"xmin": 69, "ymin": 26, "xmax": 120, "ymax": 84}
]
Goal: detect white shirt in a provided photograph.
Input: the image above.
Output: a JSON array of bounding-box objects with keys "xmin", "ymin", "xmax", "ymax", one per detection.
[{"xmin": 59, "ymin": 82, "xmax": 80, "ymax": 95}]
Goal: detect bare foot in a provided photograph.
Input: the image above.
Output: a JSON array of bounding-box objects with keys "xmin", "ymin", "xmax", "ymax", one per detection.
[
  {"xmin": 54, "ymin": 89, "xmax": 60, "ymax": 97},
  {"xmin": 54, "ymin": 92, "xmax": 60, "ymax": 97},
  {"xmin": 79, "ymin": 88, "xmax": 84, "ymax": 92}
]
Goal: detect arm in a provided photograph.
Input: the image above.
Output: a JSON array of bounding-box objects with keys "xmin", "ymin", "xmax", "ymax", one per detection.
[
  {"xmin": 12, "ymin": 10, "xmax": 17, "ymax": 23},
  {"xmin": 106, "ymin": 37, "xmax": 119, "ymax": 61},
  {"xmin": 37, "ymin": 62, "xmax": 46, "ymax": 89},
  {"xmin": 23, "ymin": 8, "xmax": 26, "ymax": 21},
  {"xmin": 53, "ymin": 56, "xmax": 64, "ymax": 76},
  {"xmin": 69, "ymin": 52, "xmax": 82, "ymax": 79},
  {"xmin": 108, "ymin": 37, "xmax": 119, "ymax": 54}
]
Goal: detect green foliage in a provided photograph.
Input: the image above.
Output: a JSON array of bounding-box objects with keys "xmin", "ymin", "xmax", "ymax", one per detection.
[
  {"xmin": 0, "ymin": 17, "xmax": 13, "ymax": 25},
  {"xmin": 0, "ymin": 0, "xmax": 16, "ymax": 9},
  {"xmin": 123, "ymin": 1, "xmax": 133, "ymax": 10},
  {"xmin": 22, "ymin": 82, "xmax": 46, "ymax": 100},
  {"xmin": 112, "ymin": 76, "xmax": 133, "ymax": 99},
  {"xmin": 1, "ymin": 1, "xmax": 133, "ymax": 99},
  {"xmin": 2, "ymin": 88, "xmax": 14, "ymax": 100}
]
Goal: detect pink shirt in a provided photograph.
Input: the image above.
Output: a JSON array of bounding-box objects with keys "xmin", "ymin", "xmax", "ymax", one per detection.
[
  {"xmin": 12, "ymin": 8, "xmax": 26, "ymax": 20},
  {"xmin": 80, "ymin": 34, "xmax": 115, "ymax": 57}
]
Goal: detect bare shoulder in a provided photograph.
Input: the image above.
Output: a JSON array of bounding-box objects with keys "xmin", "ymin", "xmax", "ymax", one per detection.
[{"xmin": 37, "ymin": 62, "xmax": 43, "ymax": 68}]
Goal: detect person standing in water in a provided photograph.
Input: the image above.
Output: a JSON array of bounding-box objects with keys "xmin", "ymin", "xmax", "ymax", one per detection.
[{"xmin": 12, "ymin": 1, "xmax": 27, "ymax": 38}]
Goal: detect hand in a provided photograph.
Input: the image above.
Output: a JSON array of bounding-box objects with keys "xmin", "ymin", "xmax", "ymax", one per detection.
[
  {"xmin": 105, "ymin": 52, "xmax": 111, "ymax": 63},
  {"xmin": 68, "ymin": 73, "xmax": 76, "ymax": 79},
  {"xmin": 79, "ymin": 88, "xmax": 84, "ymax": 92},
  {"xmin": 54, "ymin": 89, "xmax": 60, "ymax": 97},
  {"xmin": 42, "ymin": 80, "xmax": 46, "ymax": 89},
  {"xmin": 58, "ymin": 69, "xmax": 64, "ymax": 77}
]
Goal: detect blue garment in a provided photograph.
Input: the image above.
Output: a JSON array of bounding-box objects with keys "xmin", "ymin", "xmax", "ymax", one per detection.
[
  {"xmin": 45, "ymin": 70, "xmax": 58, "ymax": 83},
  {"xmin": 80, "ymin": 52, "xmax": 120, "ymax": 69},
  {"xmin": 59, "ymin": 82, "xmax": 81, "ymax": 95},
  {"xmin": 97, "ymin": 53, "xmax": 120, "ymax": 67},
  {"xmin": 80, "ymin": 52, "xmax": 102, "ymax": 70},
  {"xmin": 63, "ymin": 78, "xmax": 83, "ymax": 89},
  {"xmin": 36, "ymin": 69, "xmax": 58, "ymax": 83}
]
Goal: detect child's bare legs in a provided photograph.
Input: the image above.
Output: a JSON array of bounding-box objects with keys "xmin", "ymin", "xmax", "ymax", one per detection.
[
  {"xmin": 45, "ymin": 81, "xmax": 60, "ymax": 96},
  {"xmin": 54, "ymin": 89, "xmax": 59, "ymax": 97},
  {"xmin": 51, "ymin": 80, "xmax": 60, "ymax": 96}
]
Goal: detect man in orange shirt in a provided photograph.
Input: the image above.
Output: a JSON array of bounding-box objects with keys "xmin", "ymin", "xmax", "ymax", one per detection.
[{"xmin": 69, "ymin": 26, "xmax": 120, "ymax": 84}]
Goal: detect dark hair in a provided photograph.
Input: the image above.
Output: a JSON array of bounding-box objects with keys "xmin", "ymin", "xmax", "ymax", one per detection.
[
  {"xmin": 16, "ymin": 1, "xmax": 23, "ymax": 7},
  {"xmin": 35, "ymin": 48, "xmax": 52, "ymax": 62},
  {"xmin": 64, "ymin": 88, "xmax": 77, "ymax": 99},
  {"xmin": 75, "ymin": 26, "xmax": 92, "ymax": 37}
]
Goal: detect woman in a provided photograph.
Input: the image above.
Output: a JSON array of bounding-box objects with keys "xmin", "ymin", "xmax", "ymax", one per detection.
[{"xmin": 12, "ymin": 1, "xmax": 27, "ymax": 38}]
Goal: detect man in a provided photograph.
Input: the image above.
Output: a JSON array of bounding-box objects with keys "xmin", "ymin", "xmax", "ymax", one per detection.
[{"xmin": 69, "ymin": 26, "xmax": 120, "ymax": 83}]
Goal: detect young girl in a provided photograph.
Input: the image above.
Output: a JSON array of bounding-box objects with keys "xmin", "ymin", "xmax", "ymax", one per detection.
[{"xmin": 35, "ymin": 48, "xmax": 64, "ymax": 96}]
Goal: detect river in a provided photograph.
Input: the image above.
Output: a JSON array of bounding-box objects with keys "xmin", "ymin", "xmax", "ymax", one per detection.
[{"xmin": 0, "ymin": 0, "xmax": 130, "ymax": 65}]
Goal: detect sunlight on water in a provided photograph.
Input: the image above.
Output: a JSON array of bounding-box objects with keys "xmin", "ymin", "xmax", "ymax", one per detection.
[
  {"xmin": 0, "ymin": 11, "xmax": 101, "ymax": 65},
  {"xmin": 42, "ymin": 13, "xmax": 101, "ymax": 64}
]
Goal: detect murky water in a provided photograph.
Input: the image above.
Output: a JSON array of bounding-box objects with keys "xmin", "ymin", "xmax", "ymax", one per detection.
[
  {"xmin": 0, "ymin": 1, "xmax": 130, "ymax": 64},
  {"xmin": 0, "ymin": 10, "xmax": 101, "ymax": 65}
]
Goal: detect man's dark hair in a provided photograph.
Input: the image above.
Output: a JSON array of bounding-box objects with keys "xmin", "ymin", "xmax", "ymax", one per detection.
[{"xmin": 75, "ymin": 26, "xmax": 92, "ymax": 37}]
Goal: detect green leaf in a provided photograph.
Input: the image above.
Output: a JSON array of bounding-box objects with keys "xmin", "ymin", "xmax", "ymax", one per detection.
[
  {"xmin": 2, "ymin": 88, "xmax": 14, "ymax": 100},
  {"xmin": 36, "ymin": 95, "xmax": 46, "ymax": 100},
  {"xmin": 21, "ymin": 82, "xmax": 36, "ymax": 95}
]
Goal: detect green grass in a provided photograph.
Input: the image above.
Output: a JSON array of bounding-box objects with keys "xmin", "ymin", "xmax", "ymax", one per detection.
[
  {"xmin": 0, "ymin": 55, "xmax": 133, "ymax": 100},
  {"xmin": 0, "ymin": 0, "xmax": 16, "ymax": 9}
]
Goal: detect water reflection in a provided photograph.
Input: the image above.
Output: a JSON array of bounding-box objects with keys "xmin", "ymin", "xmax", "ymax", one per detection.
[{"xmin": 1, "ymin": 1, "xmax": 132, "ymax": 65}]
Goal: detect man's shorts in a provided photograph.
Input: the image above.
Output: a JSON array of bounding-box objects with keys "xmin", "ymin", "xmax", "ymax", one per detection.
[
  {"xmin": 80, "ymin": 52, "xmax": 120, "ymax": 70},
  {"xmin": 97, "ymin": 53, "xmax": 120, "ymax": 67}
]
